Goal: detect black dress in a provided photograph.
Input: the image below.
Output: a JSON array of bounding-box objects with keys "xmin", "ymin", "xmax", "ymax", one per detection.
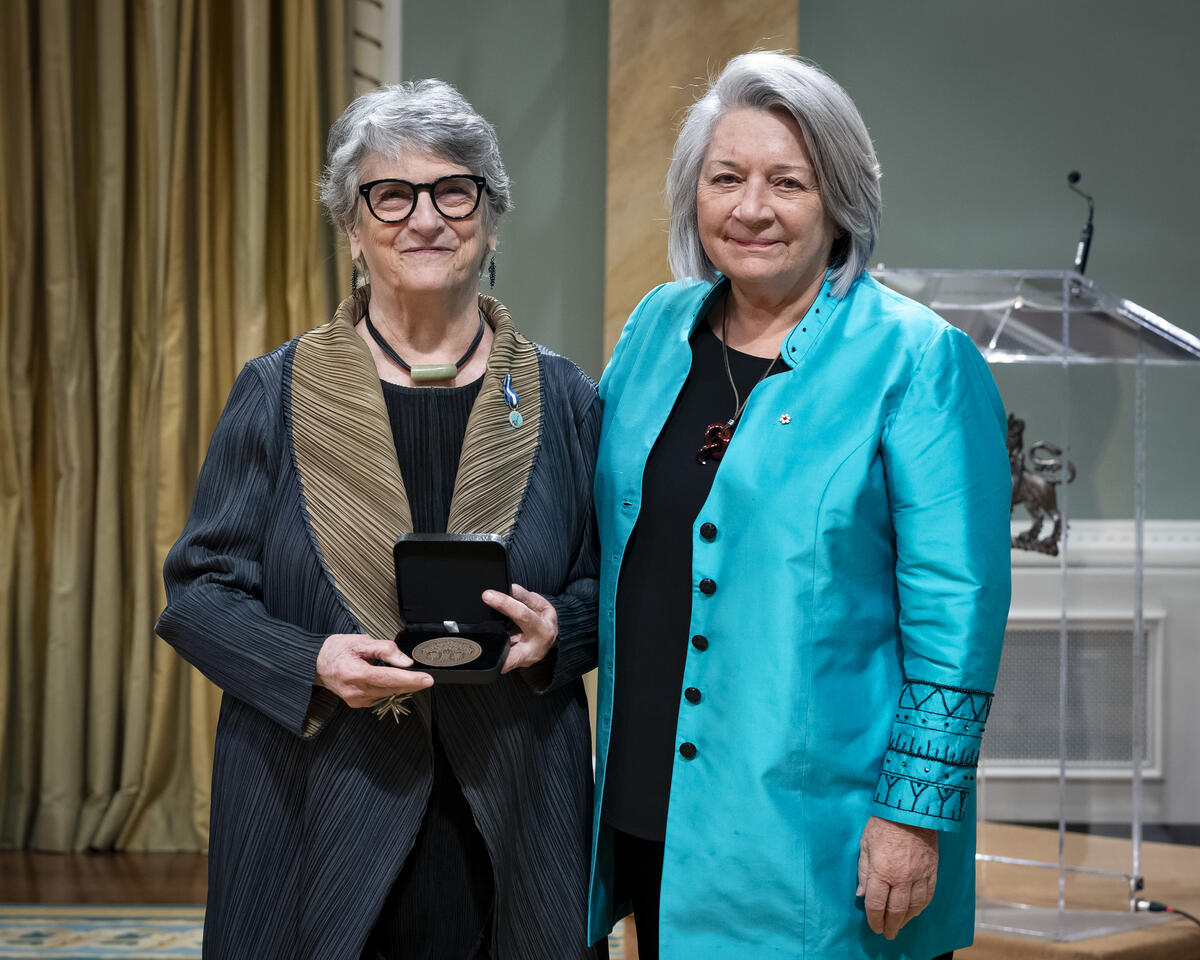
[{"xmin": 363, "ymin": 378, "xmax": 493, "ymax": 960}]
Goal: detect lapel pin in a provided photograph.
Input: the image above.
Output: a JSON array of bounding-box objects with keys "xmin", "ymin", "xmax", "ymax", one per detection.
[
  {"xmin": 503, "ymin": 373, "xmax": 522, "ymax": 428},
  {"xmin": 779, "ymin": 413, "xmax": 791, "ymax": 424}
]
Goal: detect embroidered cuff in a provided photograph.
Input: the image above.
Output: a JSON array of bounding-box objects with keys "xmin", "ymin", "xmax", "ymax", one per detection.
[{"xmin": 871, "ymin": 679, "xmax": 993, "ymax": 827}]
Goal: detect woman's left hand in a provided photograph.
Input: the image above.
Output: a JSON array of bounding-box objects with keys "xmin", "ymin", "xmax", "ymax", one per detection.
[
  {"xmin": 856, "ymin": 815, "xmax": 939, "ymax": 939},
  {"xmin": 481, "ymin": 583, "xmax": 558, "ymax": 673}
]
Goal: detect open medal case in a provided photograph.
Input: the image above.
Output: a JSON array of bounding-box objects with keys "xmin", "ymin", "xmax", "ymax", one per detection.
[{"xmin": 392, "ymin": 533, "xmax": 512, "ymax": 683}]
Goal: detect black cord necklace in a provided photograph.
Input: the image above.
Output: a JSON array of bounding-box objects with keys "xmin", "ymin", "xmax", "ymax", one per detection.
[{"xmin": 364, "ymin": 308, "xmax": 486, "ymax": 383}]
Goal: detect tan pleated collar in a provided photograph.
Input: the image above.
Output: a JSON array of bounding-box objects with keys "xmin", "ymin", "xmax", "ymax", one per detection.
[{"xmin": 289, "ymin": 286, "xmax": 541, "ymax": 732}]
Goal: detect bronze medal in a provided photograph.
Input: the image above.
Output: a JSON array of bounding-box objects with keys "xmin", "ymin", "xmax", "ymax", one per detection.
[{"xmin": 411, "ymin": 636, "xmax": 483, "ymax": 667}]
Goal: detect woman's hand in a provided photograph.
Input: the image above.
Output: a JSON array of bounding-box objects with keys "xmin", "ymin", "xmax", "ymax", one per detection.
[
  {"xmin": 315, "ymin": 633, "xmax": 433, "ymax": 708},
  {"xmin": 481, "ymin": 584, "xmax": 558, "ymax": 673},
  {"xmin": 856, "ymin": 815, "xmax": 938, "ymax": 939}
]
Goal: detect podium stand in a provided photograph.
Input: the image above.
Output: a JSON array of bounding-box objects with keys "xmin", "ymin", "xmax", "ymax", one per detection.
[{"xmin": 873, "ymin": 269, "xmax": 1200, "ymax": 942}]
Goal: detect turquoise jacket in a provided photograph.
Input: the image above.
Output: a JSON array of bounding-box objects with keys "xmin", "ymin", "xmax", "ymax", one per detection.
[{"xmin": 588, "ymin": 273, "xmax": 1012, "ymax": 959}]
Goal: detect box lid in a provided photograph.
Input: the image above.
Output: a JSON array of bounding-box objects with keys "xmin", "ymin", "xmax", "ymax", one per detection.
[{"xmin": 392, "ymin": 533, "xmax": 511, "ymax": 629}]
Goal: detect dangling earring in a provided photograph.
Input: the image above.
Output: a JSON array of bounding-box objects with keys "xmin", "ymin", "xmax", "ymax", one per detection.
[
  {"xmin": 351, "ymin": 261, "xmax": 359, "ymax": 294},
  {"xmin": 488, "ymin": 256, "xmax": 496, "ymax": 289}
]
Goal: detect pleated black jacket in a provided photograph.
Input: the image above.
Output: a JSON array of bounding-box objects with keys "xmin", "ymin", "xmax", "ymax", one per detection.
[{"xmin": 157, "ymin": 291, "xmax": 602, "ymax": 959}]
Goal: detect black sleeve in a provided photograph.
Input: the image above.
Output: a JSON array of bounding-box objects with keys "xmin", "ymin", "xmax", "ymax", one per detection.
[
  {"xmin": 523, "ymin": 366, "xmax": 601, "ymax": 694},
  {"xmin": 155, "ymin": 362, "xmax": 331, "ymax": 737}
]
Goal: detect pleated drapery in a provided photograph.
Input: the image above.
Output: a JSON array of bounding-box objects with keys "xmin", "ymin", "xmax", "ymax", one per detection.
[{"xmin": 0, "ymin": 0, "xmax": 350, "ymax": 852}]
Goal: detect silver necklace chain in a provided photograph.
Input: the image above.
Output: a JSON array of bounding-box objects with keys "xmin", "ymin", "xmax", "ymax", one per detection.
[{"xmin": 720, "ymin": 293, "xmax": 781, "ymax": 426}]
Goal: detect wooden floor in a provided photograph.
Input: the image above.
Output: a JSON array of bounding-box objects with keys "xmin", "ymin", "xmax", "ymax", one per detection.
[
  {"xmin": 0, "ymin": 851, "xmax": 207, "ymax": 904},
  {"xmin": 963, "ymin": 824, "xmax": 1200, "ymax": 960},
  {"xmin": 2, "ymin": 834, "xmax": 1196, "ymax": 959}
]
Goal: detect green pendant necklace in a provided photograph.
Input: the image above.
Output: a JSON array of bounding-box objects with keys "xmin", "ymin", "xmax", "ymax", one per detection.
[{"xmin": 365, "ymin": 309, "xmax": 486, "ymax": 383}]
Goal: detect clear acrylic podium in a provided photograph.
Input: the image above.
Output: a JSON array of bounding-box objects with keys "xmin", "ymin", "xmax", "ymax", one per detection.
[{"xmin": 873, "ymin": 269, "xmax": 1200, "ymax": 941}]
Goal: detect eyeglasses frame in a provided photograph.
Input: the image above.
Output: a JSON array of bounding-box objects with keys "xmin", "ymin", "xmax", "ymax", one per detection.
[{"xmin": 357, "ymin": 175, "xmax": 490, "ymax": 223}]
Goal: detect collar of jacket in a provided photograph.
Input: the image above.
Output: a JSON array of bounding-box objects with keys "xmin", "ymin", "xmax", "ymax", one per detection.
[
  {"xmin": 672, "ymin": 269, "xmax": 845, "ymax": 369},
  {"xmin": 287, "ymin": 285, "xmax": 541, "ymax": 730}
]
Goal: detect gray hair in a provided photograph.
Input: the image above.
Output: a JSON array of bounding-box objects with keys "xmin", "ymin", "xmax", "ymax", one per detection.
[
  {"xmin": 666, "ymin": 52, "xmax": 881, "ymax": 298},
  {"xmin": 319, "ymin": 79, "xmax": 512, "ymax": 239}
]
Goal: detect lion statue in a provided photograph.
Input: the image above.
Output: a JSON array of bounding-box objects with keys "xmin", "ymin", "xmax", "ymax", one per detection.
[{"xmin": 1008, "ymin": 412, "xmax": 1076, "ymax": 556}]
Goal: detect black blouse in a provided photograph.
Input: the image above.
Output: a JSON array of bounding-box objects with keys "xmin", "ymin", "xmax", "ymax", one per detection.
[
  {"xmin": 380, "ymin": 377, "xmax": 483, "ymax": 533},
  {"xmin": 602, "ymin": 323, "xmax": 785, "ymax": 841}
]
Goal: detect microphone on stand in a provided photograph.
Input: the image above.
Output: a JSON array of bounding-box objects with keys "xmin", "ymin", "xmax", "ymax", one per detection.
[{"xmin": 1067, "ymin": 171, "xmax": 1094, "ymax": 275}]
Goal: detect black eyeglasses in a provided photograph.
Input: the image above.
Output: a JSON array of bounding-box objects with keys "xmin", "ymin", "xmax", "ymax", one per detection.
[{"xmin": 357, "ymin": 175, "xmax": 489, "ymax": 223}]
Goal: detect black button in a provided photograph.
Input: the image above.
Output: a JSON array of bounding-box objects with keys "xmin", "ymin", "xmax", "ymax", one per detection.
[
  {"xmin": 691, "ymin": 634, "xmax": 708, "ymax": 651},
  {"xmin": 679, "ymin": 742, "xmax": 697, "ymax": 759},
  {"xmin": 699, "ymin": 522, "xmax": 717, "ymax": 541},
  {"xmin": 684, "ymin": 687, "xmax": 702, "ymax": 704},
  {"xmin": 699, "ymin": 578, "xmax": 717, "ymax": 595}
]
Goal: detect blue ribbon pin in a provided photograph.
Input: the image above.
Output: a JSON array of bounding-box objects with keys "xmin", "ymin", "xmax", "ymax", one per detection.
[{"xmin": 502, "ymin": 373, "xmax": 522, "ymax": 428}]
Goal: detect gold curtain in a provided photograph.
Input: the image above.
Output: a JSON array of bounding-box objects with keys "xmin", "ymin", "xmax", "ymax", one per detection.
[{"xmin": 0, "ymin": 0, "xmax": 350, "ymax": 852}]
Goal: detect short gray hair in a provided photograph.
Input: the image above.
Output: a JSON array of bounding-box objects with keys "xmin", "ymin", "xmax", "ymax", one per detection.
[
  {"xmin": 319, "ymin": 79, "xmax": 512, "ymax": 237},
  {"xmin": 666, "ymin": 52, "xmax": 881, "ymax": 298}
]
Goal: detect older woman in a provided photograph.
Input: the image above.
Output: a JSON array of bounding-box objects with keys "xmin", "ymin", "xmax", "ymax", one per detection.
[
  {"xmin": 158, "ymin": 80, "xmax": 603, "ymax": 959},
  {"xmin": 588, "ymin": 53, "xmax": 1011, "ymax": 960}
]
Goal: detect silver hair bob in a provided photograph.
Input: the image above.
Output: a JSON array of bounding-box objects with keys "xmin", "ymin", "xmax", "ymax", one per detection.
[
  {"xmin": 319, "ymin": 79, "xmax": 512, "ymax": 244},
  {"xmin": 666, "ymin": 52, "xmax": 881, "ymax": 299}
]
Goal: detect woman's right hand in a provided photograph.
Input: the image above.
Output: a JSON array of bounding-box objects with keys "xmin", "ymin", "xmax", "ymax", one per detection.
[{"xmin": 315, "ymin": 633, "xmax": 433, "ymax": 708}]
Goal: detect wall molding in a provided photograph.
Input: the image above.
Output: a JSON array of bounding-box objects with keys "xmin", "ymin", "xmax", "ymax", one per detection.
[{"xmin": 1010, "ymin": 519, "xmax": 1200, "ymax": 568}]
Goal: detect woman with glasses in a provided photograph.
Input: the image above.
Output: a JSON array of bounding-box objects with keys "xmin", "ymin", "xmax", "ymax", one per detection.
[
  {"xmin": 158, "ymin": 80, "xmax": 603, "ymax": 960},
  {"xmin": 587, "ymin": 53, "xmax": 1011, "ymax": 960}
]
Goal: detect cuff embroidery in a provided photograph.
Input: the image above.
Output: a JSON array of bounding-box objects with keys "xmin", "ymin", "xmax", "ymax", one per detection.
[{"xmin": 873, "ymin": 679, "xmax": 994, "ymax": 823}]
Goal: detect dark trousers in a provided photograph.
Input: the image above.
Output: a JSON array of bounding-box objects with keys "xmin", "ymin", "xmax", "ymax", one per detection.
[
  {"xmin": 611, "ymin": 827, "xmax": 953, "ymax": 960},
  {"xmin": 613, "ymin": 829, "xmax": 664, "ymax": 960}
]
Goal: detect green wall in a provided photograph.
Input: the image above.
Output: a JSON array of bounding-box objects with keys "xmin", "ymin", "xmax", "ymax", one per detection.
[
  {"xmin": 797, "ymin": 1, "xmax": 1200, "ymax": 518},
  {"xmin": 403, "ymin": 0, "xmax": 609, "ymax": 378},
  {"xmin": 795, "ymin": 0, "xmax": 1199, "ymax": 333}
]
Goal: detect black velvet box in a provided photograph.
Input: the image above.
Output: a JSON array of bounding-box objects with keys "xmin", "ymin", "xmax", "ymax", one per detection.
[{"xmin": 392, "ymin": 533, "xmax": 512, "ymax": 684}]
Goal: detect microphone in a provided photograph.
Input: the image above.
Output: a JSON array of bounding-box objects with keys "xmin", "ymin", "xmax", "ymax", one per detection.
[{"xmin": 1066, "ymin": 170, "xmax": 1094, "ymax": 276}]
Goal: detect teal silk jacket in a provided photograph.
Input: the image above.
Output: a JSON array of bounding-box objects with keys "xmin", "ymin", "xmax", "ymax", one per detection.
[{"xmin": 588, "ymin": 273, "xmax": 1012, "ymax": 959}]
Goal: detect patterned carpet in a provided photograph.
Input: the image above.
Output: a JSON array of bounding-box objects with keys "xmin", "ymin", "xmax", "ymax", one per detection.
[
  {"xmin": 0, "ymin": 907, "xmax": 204, "ymax": 959},
  {"xmin": 0, "ymin": 905, "xmax": 626, "ymax": 959}
]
